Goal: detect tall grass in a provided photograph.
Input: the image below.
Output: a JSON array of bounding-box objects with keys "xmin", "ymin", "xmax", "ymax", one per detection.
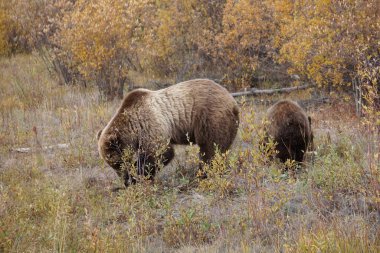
[{"xmin": 0, "ymin": 54, "xmax": 379, "ymax": 252}]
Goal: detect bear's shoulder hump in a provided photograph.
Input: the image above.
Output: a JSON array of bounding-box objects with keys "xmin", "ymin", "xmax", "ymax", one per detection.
[{"xmin": 121, "ymin": 89, "xmax": 151, "ymax": 108}]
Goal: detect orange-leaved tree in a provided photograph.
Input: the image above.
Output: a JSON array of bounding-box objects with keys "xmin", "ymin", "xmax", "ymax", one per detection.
[
  {"xmin": 142, "ymin": 0, "xmax": 226, "ymax": 83},
  {"xmin": 57, "ymin": 0, "xmax": 156, "ymax": 100},
  {"xmin": 277, "ymin": 0, "xmax": 380, "ymax": 87},
  {"xmin": 214, "ymin": 0, "xmax": 279, "ymax": 89}
]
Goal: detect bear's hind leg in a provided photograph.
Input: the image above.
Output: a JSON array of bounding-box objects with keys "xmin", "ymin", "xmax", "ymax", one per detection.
[
  {"xmin": 162, "ymin": 145, "xmax": 175, "ymax": 166},
  {"xmin": 197, "ymin": 144, "xmax": 215, "ymax": 179},
  {"xmin": 199, "ymin": 144, "xmax": 215, "ymax": 164}
]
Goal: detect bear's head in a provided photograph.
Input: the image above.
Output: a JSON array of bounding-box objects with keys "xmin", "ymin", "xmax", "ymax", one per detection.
[{"xmin": 97, "ymin": 130, "xmax": 125, "ymax": 172}]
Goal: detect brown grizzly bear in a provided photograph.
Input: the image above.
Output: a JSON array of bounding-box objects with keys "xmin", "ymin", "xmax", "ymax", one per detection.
[
  {"xmin": 266, "ymin": 99, "xmax": 313, "ymax": 165},
  {"xmin": 97, "ymin": 79, "xmax": 239, "ymax": 186}
]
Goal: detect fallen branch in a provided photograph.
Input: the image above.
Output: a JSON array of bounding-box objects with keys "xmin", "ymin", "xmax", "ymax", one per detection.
[
  {"xmin": 231, "ymin": 83, "xmax": 314, "ymax": 97},
  {"xmin": 297, "ymin": 97, "xmax": 331, "ymax": 108},
  {"xmin": 12, "ymin": 143, "xmax": 70, "ymax": 153},
  {"xmin": 235, "ymin": 96, "xmax": 330, "ymax": 109}
]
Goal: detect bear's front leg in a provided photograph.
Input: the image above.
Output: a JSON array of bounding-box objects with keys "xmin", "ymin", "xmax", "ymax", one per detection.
[
  {"xmin": 135, "ymin": 145, "xmax": 175, "ymax": 181},
  {"xmin": 112, "ymin": 162, "xmax": 136, "ymax": 187},
  {"xmin": 134, "ymin": 152, "xmax": 156, "ymax": 180}
]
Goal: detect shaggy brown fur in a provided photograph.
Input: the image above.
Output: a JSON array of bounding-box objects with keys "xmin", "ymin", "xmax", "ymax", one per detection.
[
  {"xmin": 266, "ymin": 99, "xmax": 313, "ymax": 165},
  {"xmin": 98, "ymin": 79, "xmax": 240, "ymax": 186}
]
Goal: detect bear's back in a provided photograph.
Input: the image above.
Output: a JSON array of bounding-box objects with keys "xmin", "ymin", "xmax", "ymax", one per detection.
[
  {"xmin": 150, "ymin": 79, "xmax": 238, "ymax": 144},
  {"xmin": 158, "ymin": 79, "xmax": 231, "ymax": 100},
  {"xmin": 267, "ymin": 100, "xmax": 310, "ymax": 138}
]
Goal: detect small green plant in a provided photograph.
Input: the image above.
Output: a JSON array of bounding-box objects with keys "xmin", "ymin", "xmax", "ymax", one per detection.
[
  {"xmin": 197, "ymin": 148, "xmax": 235, "ymax": 198},
  {"xmin": 236, "ymin": 105, "xmax": 278, "ymax": 191}
]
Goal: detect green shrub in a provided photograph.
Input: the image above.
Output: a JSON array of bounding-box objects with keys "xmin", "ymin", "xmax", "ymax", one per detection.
[{"xmin": 309, "ymin": 136, "xmax": 365, "ymax": 195}]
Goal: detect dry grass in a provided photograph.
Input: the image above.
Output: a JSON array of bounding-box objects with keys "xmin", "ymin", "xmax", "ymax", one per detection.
[{"xmin": 0, "ymin": 54, "xmax": 379, "ymax": 252}]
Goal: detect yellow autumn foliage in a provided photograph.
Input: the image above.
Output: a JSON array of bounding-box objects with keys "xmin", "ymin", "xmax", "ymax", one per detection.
[
  {"xmin": 1, "ymin": 0, "xmax": 379, "ymax": 95},
  {"xmin": 215, "ymin": 0, "xmax": 277, "ymax": 87},
  {"xmin": 142, "ymin": 0, "xmax": 224, "ymax": 80},
  {"xmin": 277, "ymin": 0, "xmax": 380, "ymax": 86}
]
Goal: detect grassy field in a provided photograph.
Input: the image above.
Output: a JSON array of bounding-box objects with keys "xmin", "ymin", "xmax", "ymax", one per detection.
[{"xmin": 0, "ymin": 54, "xmax": 379, "ymax": 252}]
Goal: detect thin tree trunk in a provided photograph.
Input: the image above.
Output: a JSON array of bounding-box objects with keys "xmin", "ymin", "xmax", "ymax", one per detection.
[
  {"xmin": 116, "ymin": 76, "xmax": 126, "ymax": 99},
  {"xmin": 98, "ymin": 73, "xmax": 112, "ymax": 101}
]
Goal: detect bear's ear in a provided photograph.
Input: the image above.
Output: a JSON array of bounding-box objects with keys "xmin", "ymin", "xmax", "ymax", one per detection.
[
  {"xmin": 97, "ymin": 129, "xmax": 103, "ymax": 140},
  {"xmin": 308, "ymin": 116, "xmax": 312, "ymax": 126}
]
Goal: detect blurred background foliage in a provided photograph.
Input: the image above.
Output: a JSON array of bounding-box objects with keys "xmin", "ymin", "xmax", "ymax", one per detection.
[{"xmin": 0, "ymin": 0, "xmax": 379, "ymax": 100}]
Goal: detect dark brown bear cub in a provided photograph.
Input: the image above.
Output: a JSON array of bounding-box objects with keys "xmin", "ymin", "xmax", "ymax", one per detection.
[
  {"xmin": 266, "ymin": 99, "xmax": 313, "ymax": 166},
  {"xmin": 97, "ymin": 79, "xmax": 239, "ymax": 187}
]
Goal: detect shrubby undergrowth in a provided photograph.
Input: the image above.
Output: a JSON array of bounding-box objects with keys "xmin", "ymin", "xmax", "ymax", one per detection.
[{"xmin": 0, "ymin": 55, "xmax": 379, "ymax": 252}]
